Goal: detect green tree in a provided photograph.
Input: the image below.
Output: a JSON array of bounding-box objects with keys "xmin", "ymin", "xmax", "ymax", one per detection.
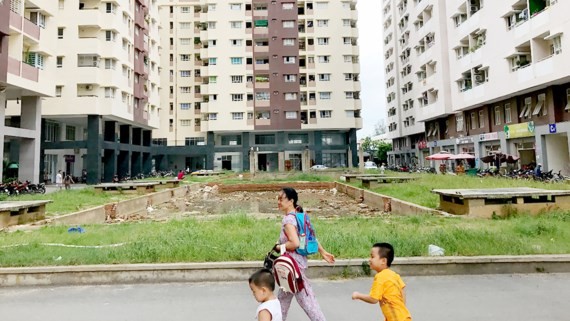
[{"xmin": 376, "ymin": 142, "xmax": 392, "ymax": 163}]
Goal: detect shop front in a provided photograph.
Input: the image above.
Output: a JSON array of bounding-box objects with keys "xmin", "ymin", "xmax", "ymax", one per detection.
[{"xmin": 505, "ymin": 121, "xmax": 536, "ymax": 169}]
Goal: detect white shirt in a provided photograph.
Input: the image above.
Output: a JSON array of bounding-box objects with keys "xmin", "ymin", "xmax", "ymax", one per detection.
[
  {"xmin": 256, "ymin": 299, "xmax": 282, "ymax": 321},
  {"xmin": 56, "ymin": 173, "xmax": 63, "ymax": 184}
]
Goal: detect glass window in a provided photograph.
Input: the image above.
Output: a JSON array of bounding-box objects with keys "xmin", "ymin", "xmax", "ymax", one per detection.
[
  {"xmin": 288, "ymin": 134, "xmax": 308, "ymax": 144},
  {"xmin": 504, "ymin": 103, "xmax": 512, "ymax": 123},
  {"xmin": 231, "ymin": 57, "xmax": 243, "ymax": 64},
  {"xmin": 180, "ymin": 103, "xmax": 191, "ymax": 110},
  {"xmin": 322, "ymin": 133, "xmax": 344, "ymax": 145},
  {"xmin": 255, "ymin": 134, "xmax": 276, "ymax": 144},
  {"xmin": 494, "ymin": 106, "xmax": 501, "ymax": 125},
  {"xmin": 221, "ymin": 135, "xmax": 242, "ymax": 145},
  {"xmin": 231, "ymin": 113, "xmax": 244, "ymax": 120},
  {"xmin": 285, "ymin": 111, "xmax": 298, "ymax": 119},
  {"xmin": 65, "ymin": 125, "xmax": 75, "ymax": 141}
]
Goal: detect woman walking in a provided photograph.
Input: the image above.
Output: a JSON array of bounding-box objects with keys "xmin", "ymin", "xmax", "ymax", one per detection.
[{"xmin": 275, "ymin": 187, "xmax": 335, "ymax": 321}]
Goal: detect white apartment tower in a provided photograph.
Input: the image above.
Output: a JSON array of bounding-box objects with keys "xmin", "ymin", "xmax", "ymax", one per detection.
[
  {"xmin": 1, "ymin": 0, "xmax": 57, "ymax": 183},
  {"xmin": 154, "ymin": 0, "xmax": 362, "ymax": 172},
  {"xmin": 385, "ymin": 0, "xmax": 570, "ymax": 174},
  {"xmin": 5, "ymin": 0, "xmax": 162, "ymax": 183}
]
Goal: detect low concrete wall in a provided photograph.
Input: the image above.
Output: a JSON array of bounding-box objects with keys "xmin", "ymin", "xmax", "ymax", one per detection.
[
  {"xmin": 1, "ymin": 255, "xmax": 568, "ymax": 287},
  {"xmin": 334, "ymin": 182, "xmax": 445, "ymax": 216},
  {"xmin": 212, "ymin": 182, "xmax": 336, "ymax": 193},
  {"xmin": 49, "ymin": 185, "xmax": 194, "ymax": 225}
]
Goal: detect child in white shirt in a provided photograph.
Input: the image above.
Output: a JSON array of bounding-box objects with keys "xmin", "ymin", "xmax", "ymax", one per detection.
[{"xmin": 249, "ymin": 269, "xmax": 283, "ymax": 321}]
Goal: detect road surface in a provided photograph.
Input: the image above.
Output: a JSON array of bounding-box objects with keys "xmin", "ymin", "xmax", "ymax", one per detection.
[{"xmin": 1, "ymin": 273, "xmax": 568, "ymax": 321}]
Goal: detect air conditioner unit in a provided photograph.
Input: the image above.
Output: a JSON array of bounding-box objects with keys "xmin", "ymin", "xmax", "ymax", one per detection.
[{"xmin": 85, "ymin": 85, "xmax": 93, "ymax": 90}]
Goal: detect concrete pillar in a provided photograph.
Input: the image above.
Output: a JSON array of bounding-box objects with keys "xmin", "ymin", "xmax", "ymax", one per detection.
[
  {"xmin": 249, "ymin": 147, "xmax": 256, "ymax": 175},
  {"xmin": 278, "ymin": 151, "xmax": 285, "ymax": 172},
  {"xmin": 358, "ymin": 144, "xmax": 364, "ymax": 172},
  {"xmin": 302, "ymin": 148, "xmax": 310, "ymax": 172},
  {"xmin": 18, "ymin": 97, "xmax": 41, "ymax": 183},
  {"xmin": 347, "ymin": 146, "xmax": 353, "ymax": 168},
  {"xmin": 0, "ymin": 93, "xmax": 5, "ymax": 182},
  {"xmin": 242, "ymin": 132, "xmax": 250, "ymax": 171},
  {"xmin": 86, "ymin": 115, "xmax": 103, "ymax": 184},
  {"xmin": 104, "ymin": 149, "xmax": 116, "ymax": 182}
]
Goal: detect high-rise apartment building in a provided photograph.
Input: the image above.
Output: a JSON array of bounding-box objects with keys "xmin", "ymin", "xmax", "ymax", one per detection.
[
  {"xmin": 385, "ymin": 0, "xmax": 570, "ymax": 174},
  {"xmin": 154, "ymin": 0, "xmax": 361, "ymax": 172},
  {"xmin": 1, "ymin": 0, "xmax": 56, "ymax": 183},
  {"xmin": 5, "ymin": 0, "xmax": 162, "ymax": 184}
]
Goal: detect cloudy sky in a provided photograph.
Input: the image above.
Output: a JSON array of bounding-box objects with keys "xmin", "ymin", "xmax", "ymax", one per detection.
[{"xmin": 356, "ymin": 0, "xmax": 385, "ymax": 138}]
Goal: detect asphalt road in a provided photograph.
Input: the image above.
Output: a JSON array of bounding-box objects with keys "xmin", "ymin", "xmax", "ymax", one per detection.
[{"xmin": 1, "ymin": 273, "xmax": 568, "ymax": 321}]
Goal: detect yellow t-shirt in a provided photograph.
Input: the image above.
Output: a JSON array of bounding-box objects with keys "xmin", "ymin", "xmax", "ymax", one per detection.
[{"xmin": 369, "ymin": 269, "xmax": 412, "ymax": 321}]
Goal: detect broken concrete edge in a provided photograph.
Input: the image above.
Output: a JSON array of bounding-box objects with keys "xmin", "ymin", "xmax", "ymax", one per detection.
[{"xmin": 1, "ymin": 255, "xmax": 569, "ymax": 287}]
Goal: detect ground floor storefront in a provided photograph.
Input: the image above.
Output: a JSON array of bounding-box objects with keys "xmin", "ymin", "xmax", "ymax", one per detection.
[{"xmin": 388, "ymin": 121, "xmax": 570, "ymax": 175}]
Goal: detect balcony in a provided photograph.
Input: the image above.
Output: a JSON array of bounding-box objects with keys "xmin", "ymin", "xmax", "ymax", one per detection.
[
  {"xmin": 255, "ymin": 64, "xmax": 270, "ymax": 71},
  {"xmin": 255, "ymin": 119, "xmax": 271, "ymax": 126},
  {"xmin": 9, "ymin": 11, "xmax": 22, "ymax": 31},
  {"xmin": 254, "ymin": 45, "xmax": 269, "ymax": 53},
  {"xmin": 7, "ymin": 57, "xmax": 21, "ymax": 76}
]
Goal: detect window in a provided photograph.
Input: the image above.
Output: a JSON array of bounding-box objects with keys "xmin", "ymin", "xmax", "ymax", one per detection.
[
  {"xmin": 180, "ymin": 119, "xmax": 192, "ymax": 126},
  {"xmin": 285, "ymin": 111, "xmax": 297, "ymax": 119},
  {"xmin": 180, "ymin": 38, "xmax": 191, "ymax": 45},
  {"xmin": 231, "ymin": 57, "xmax": 243, "ymax": 65},
  {"xmin": 283, "ymin": 38, "xmax": 295, "ymax": 46},
  {"xmin": 478, "ymin": 110, "xmax": 484, "ymax": 128},
  {"xmin": 470, "ymin": 112, "xmax": 478, "ymax": 130},
  {"xmin": 456, "ymin": 114, "xmax": 464, "ymax": 131},
  {"xmin": 318, "ymin": 55, "xmax": 330, "ymax": 63},
  {"xmin": 343, "ymin": 19, "xmax": 351, "ymax": 27},
  {"xmin": 255, "ymin": 134, "xmax": 275, "ymax": 144},
  {"xmin": 232, "ymin": 112, "xmax": 244, "ymax": 120},
  {"xmin": 317, "ymin": 38, "xmax": 329, "ymax": 45},
  {"xmin": 532, "ymin": 93, "xmax": 546, "ymax": 116},
  {"xmin": 288, "ymin": 134, "xmax": 308, "ymax": 144},
  {"xmin": 180, "ymin": 6, "xmax": 190, "ymax": 13},
  {"xmin": 57, "ymin": 27, "xmax": 64, "ymax": 39},
  {"xmin": 494, "ymin": 106, "xmax": 501, "ymax": 126},
  {"xmin": 180, "ymin": 87, "xmax": 191, "ymax": 93},
  {"xmin": 315, "ymin": 2, "xmax": 328, "ymax": 9},
  {"xmin": 65, "ymin": 126, "xmax": 76, "ymax": 141},
  {"xmin": 208, "ymin": 39, "xmax": 217, "ymax": 47},
  {"xmin": 185, "ymin": 137, "xmax": 206, "ymax": 146},
  {"xmin": 285, "ymin": 93, "xmax": 298, "ymax": 100},
  {"xmin": 180, "ymin": 70, "xmax": 191, "ymax": 77},
  {"xmin": 221, "ymin": 135, "xmax": 242, "ymax": 146},
  {"xmin": 320, "ymin": 110, "xmax": 332, "ymax": 118},
  {"xmin": 231, "ymin": 75, "xmax": 243, "ymax": 83},
  {"xmin": 104, "ymin": 59, "xmax": 116, "ymax": 69},
  {"xmin": 504, "ymin": 103, "xmax": 512, "ymax": 123},
  {"xmin": 230, "ymin": 3, "xmax": 242, "ymax": 10},
  {"xmin": 56, "ymin": 56, "xmax": 63, "ymax": 68},
  {"xmin": 208, "ymin": 4, "xmax": 216, "ymax": 11},
  {"xmin": 316, "ymin": 19, "xmax": 329, "ymax": 27},
  {"xmin": 231, "ymin": 39, "xmax": 243, "ymax": 47},
  {"xmin": 256, "ymin": 92, "xmax": 270, "ymax": 101},
  {"xmin": 519, "ymin": 97, "xmax": 531, "ymax": 118},
  {"xmin": 106, "ymin": 2, "xmax": 116, "ymax": 13},
  {"xmin": 45, "ymin": 122, "xmax": 60, "ymax": 142},
  {"xmin": 318, "ymin": 74, "xmax": 330, "ymax": 81},
  {"xmin": 282, "ymin": 3, "xmax": 294, "ymax": 10},
  {"xmin": 104, "ymin": 87, "xmax": 116, "ymax": 98},
  {"xmin": 55, "ymin": 86, "xmax": 62, "ymax": 97},
  {"xmin": 283, "ymin": 20, "xmax": 295, "ymax": 28},
  {"xmin": 180, "ymin": 22, "xmax": 191, "ymax": 29},
  {"xmin": 231, "ymin": 94, "xmax": 244, "ymax": 101},
  {"xmin": 319, "ymin": 92, "xmax": 331, "ymax": 100},
  {"xmin": 105, "ymin": 30, "xmax": 116, "ymax": 42},
  {"xmin": 208, "ymin": 113, "xmax": 218, "ymax": 120},
  {"xmin": 230, "ymin": 21, "xmax": 242, "ymax": 29},
  {"xmin": 208, "ymin": 58, "xmax": 217, "ymax": 65},
  {"xmin": 180, "ymin": 54, "xmax": 190, "ymax": 61},
  {"xmin": 284, "ymin": 74, "xmax": 297, "ymax": 82},
  {"xmin": 209, "ymin": 76, "xmax": 217, "ymax": 84},
  {"xmin": 283, "ymin": 56, "xmax": 296, "ymax": 64},
  {"xmin": 207, "ymin": 22, "xmax": 217, "ymax": 29}
]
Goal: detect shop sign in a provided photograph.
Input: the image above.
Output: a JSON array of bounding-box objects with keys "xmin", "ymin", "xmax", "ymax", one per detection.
[
  {"xmin": 456, "ymin": 137, "xmax": 473, "ymax": 145},
  {"xmin": 417, "ymin": 140, "xmax": 428, "ymax": 149},
  {"xmin": 64, "ymin": 155, "xmax": 75, "ymax": 162},
  {"xmin": 504, "ymin": 121, "xmax": 535, "ymax": 139},
  {"xmin": 549, "ymin": 124, "xmax": 557, "ymax": 134},
  {"xmin": 479, "ymin": 132, "xmax": 499, "ymax": 142}
]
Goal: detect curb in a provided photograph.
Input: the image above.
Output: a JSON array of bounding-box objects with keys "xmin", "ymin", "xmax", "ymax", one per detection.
[{"xmin": 1, "ymin": 255, "xmax": 570, "ymax": 287}]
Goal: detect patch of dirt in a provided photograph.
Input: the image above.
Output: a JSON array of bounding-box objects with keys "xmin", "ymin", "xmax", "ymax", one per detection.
[{"xmin": 114, "ymin": 186, "xmax": 387, "ymax": 222}]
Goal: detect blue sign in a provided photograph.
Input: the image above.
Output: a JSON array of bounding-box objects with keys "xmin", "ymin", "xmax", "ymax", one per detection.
[{"xmin": 549, "ymin": 123, "xmax": 557, "ymax": 134}]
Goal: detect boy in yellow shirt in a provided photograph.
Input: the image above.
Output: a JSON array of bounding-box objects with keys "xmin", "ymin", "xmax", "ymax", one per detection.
[{"xmin": 352, "ymin": 242, "xmax": 412, "ymax": 321}]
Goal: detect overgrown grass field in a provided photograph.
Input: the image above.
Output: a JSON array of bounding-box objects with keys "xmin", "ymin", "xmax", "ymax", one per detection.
[
  {"xmin": 364, "ymin": 174, "xmax": 570, "ymax": 208},
  {"xmin": 1, "ymin": 211, "xmax": 569, "ymax": 267}
]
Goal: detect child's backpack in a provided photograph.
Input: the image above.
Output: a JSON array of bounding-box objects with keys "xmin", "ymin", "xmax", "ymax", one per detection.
[
  {"xmin": 290, "ymin": 212, "xmax": 319, "ymax": 256},
  {"xmin": 272, "ymin": 253, "xmax": 305, "ymax": 293}
]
